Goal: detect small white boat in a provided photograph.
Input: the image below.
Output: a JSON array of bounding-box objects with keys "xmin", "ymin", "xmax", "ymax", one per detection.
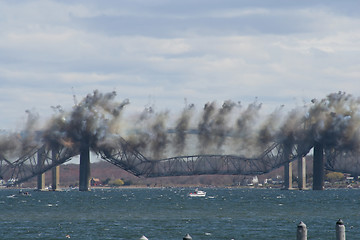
[
  {"xmin": 188, "ymin": 188, "xmax": 206, "ymax": 197},
  {"xmin": 19, "ymin": 191, "xmax": 31, "ymax": 196}
]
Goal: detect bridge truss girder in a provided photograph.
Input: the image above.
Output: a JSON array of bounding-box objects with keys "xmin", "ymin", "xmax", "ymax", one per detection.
[
  {"xmin": 97, "ymin": 139, "xmax": 312, "ymax": 178},
  {"xmin": 1, "ymin": 145, "xmax": 77, "ymax": 186},
  {"xmin": 3, "ymin": 135, "xmax": 360, "ymax": 186},
  {"xmin": 325, "ymin": 148, "xmax": 360, "ymax": 176}
]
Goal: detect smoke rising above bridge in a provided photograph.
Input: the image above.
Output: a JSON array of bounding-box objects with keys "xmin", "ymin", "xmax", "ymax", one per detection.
[{"xmin": 1, "ymin": 90, "xmax": 360, "ymax": 161}]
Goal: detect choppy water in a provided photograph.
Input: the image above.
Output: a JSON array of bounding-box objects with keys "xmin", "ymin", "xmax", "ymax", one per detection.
[{"xmin": 0, "ymin": 188, "xmax": 359, "ymax": 239}]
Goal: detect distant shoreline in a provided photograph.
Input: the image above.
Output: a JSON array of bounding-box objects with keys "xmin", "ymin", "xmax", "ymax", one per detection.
[{"xmin": 1, "ymin": 183, "xmax": 359, "ymax": 191}]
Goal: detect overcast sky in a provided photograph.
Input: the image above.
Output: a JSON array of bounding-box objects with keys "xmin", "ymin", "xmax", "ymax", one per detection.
[{"xmin": 1, "ymin": 0, "xmax": 359, "ymax": 131}]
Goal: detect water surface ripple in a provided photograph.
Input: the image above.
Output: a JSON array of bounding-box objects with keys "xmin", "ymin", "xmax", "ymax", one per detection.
[{"xmin": 0, "ymin": 188, "xmax": 359, "ymax": 239}]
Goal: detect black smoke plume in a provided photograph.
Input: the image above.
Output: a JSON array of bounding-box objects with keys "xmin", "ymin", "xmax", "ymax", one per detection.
[
  {"xmin": 42, "ymin": 90, "xmax": 129, "ymax": 153},
  {"xmin": 2, "ymin": 90, "xmax": 360, "ymax": 162},
  {"xmin": 173, "ymin": 104, "xmax": 194, "ymax": 154}
]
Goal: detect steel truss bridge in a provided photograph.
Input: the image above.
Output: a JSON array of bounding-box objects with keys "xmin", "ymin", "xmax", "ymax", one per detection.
[{"xmin": 1, "ymin": 135, "xmax": 360, "ymax": 188}]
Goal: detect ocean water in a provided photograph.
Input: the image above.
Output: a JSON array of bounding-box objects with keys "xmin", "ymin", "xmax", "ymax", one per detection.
[{"xmin": 0, "ymin": 187, "xmax": 359, "ymax": 240}]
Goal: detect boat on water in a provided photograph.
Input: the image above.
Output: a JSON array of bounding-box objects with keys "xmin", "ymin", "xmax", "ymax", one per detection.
[
  {"xmin": 188, "ymin": 188, "xmax": 206, "ymax": 197},
  {"xmin": 20, "ymin": 191, "xmax": 31, "ymax": 196}
]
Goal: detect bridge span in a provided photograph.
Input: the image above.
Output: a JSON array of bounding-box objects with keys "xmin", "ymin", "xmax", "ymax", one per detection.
[{"xmin": 1, "ymin": 135, "xmax": 360, "ymax": 191}]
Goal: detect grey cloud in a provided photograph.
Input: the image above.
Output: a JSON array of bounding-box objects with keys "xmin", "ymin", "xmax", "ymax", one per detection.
[
  {"xmin": 59, "ymin": 0, "xmax": 360, "ymax": 37},
  {"xmin": 70, "ymin": 8, "xmax": 320, "ymax": 37}
]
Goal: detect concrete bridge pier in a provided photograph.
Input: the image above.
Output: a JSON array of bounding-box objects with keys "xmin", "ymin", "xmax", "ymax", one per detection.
[
  {"xmin": 284, "ymin": 156, "xmax": 307, "ymax": 190},
  {"xmin": 51, "ymin": 148, "xmax": 60, "ymax": 191},
  {"xmin": 37, "ymin": 146, "xmax": 45, "ymax": 191},
  {"xmin": 284, "ymin": 161, "xmax": 293, "ymax": 189},
  {"xmin": 313, "ymin": 142, "xmax": 324, "ymax": 190},
  {"xmin": 79, "ymin": 140, "xmax": 91, "ymax": 191},
  {"xmin": 283, "ymin": 142, "xmax": 293, "ymax": 190},
  {"xmin": 298, "ymin": 156, "xmax": 307, "ymax": 190}
]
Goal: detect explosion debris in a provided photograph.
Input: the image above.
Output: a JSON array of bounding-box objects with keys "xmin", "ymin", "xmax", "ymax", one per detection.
[
  {"xmin": 173, "ymin": 103, "xmax": 194, "ymax": 155},
  {"xmin": 1, "ymin": 90, "xmax": 360, "ymax": 161},
  {"xmin": 197, "ymin": 101, "xmax": 216, "ymax": 153},
  {"xmin": 42, "ymin": 90, "xmax": 129, "ymax": 153}
]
